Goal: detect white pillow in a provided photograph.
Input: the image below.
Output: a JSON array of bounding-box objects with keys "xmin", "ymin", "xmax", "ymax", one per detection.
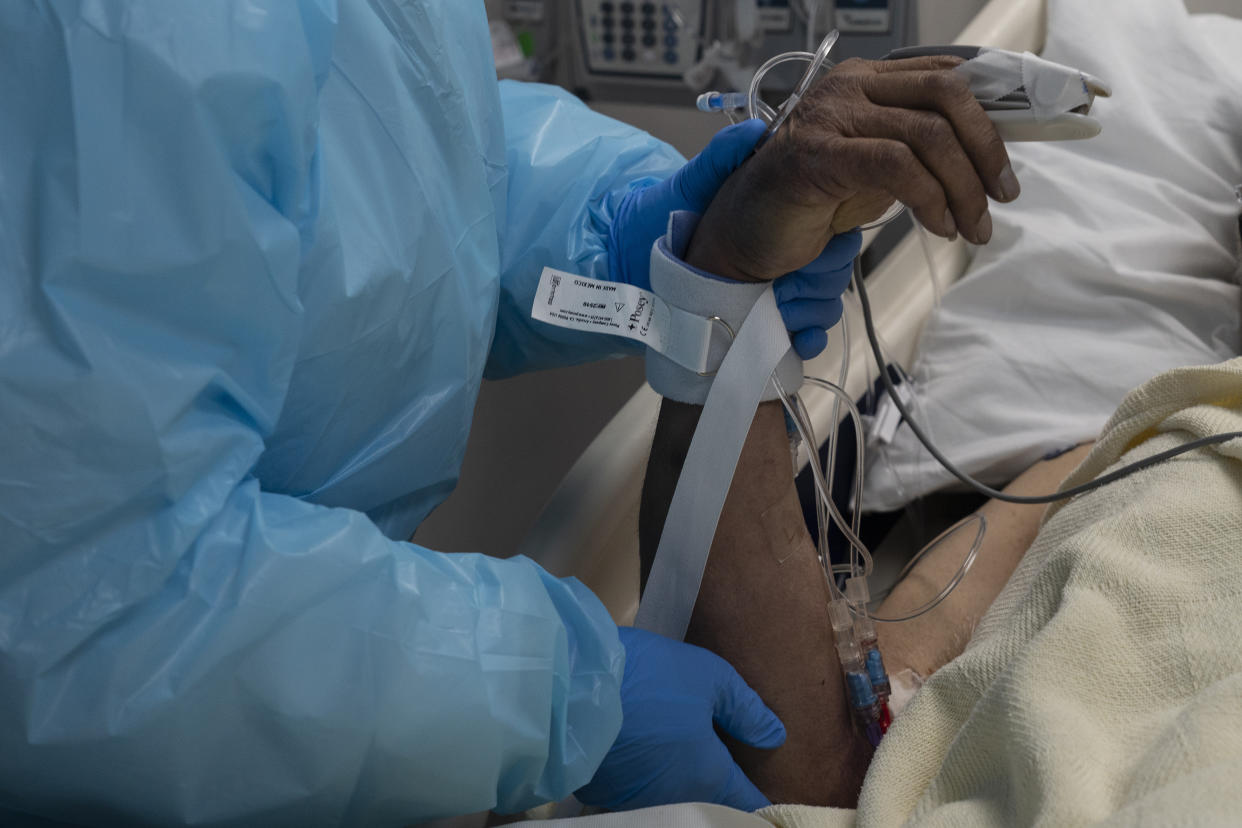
[{"xmin": 863, "ymin": 0, "xmax": 1242, "ymax": 512}]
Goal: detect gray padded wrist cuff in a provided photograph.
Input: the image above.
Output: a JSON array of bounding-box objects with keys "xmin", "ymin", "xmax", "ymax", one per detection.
[{"xmin": 645, "ymin": 212, "xmax": 802, "ymax": 405}]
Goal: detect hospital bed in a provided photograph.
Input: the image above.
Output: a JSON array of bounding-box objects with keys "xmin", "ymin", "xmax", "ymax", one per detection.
[{"xmin": 515, "ymin": 0, "xmax": 1048, "ymax": 624}]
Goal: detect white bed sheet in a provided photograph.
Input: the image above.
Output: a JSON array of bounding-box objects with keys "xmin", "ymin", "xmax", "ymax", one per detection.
[{"xmin": 863, "ymin": 0, "xmax": 1242, "ymax": 512}]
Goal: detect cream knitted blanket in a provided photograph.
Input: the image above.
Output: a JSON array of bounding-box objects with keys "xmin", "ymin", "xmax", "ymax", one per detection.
[{"xmin": 761, "ymin": 358, "xmax": 1242, "ymax": 827}]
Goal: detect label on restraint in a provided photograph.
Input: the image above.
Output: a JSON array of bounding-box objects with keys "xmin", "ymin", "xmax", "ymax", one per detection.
[{"xmin": 533, "ymin": 268, "xmax": 713, "ymax": 373}]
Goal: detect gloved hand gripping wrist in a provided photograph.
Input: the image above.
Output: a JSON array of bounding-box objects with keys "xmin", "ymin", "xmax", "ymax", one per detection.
[{"xmin": 607, "ymin": 119, "xmax": 861, "ymax": 365}]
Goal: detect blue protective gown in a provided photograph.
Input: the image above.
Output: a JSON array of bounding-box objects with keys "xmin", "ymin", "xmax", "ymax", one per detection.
[{"xmin": 0, "ymin": 2, "xmax": 686, "ymax": 825}]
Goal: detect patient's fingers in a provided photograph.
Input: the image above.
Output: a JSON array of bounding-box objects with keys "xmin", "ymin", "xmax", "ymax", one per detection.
[
  {"xmin": 863, "ymin": 68, "xmax": 1016, "ymax": 204},
  {"xmin": 862, "ymin": 54, "xmax": 964, "ymax": 74},
  {"xmin": 851, "ymin": 105, "xmax": 991, "ymax": 242},
  {"xmin": 814, "ymin": 136, "xmax": 957, "ymax": 238}
]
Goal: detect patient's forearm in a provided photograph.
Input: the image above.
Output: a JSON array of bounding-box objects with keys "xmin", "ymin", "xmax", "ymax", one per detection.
[
  {"xmin": 874, "ymin": 443, "xmax": 1094, "ymax": 677},
  {"xmin": 640, "ymin": 399, "xmax": 871, "ymax": 806},
  {"xmin": 640, "ymin": 395, "xmax": 1096, "ymax": 806}
]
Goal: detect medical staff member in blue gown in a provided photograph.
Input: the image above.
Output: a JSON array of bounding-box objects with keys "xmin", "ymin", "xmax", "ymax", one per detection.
[{"xmin": 0, "ymin": 2, "xmax": 1016, "ymax": 825}]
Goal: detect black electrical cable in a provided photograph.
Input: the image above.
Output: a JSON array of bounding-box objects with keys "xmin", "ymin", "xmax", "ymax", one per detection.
[{"xmin": 852, "ymin": 257, "xmax": 1242, "ymax": 505}]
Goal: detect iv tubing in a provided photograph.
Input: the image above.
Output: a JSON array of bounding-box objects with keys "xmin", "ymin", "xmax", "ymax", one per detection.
[
  {"xmin": 801, "ymin": 377, "xmax": 870, "ymax": 571},
  {"xmin": 741, "ymin": 31, "xmax": 908, "ymax": 231},
  {"xmin": 869, "ymin": 514, "xmax": 987, "ymax": 623},
  {"xmin": 747, "ymin": 30, "xmax": 839, "ymax": 139},
  {"xmin": 777, "ymin": 378, "xmax": 872, "ymax": 573},
  {"xmin": 774, "ymin": 376, "xmax": 848, "ymax": 600},
  {"xmin": 794, "ymin": 371, "xmax": 994, "ymax": 622}
]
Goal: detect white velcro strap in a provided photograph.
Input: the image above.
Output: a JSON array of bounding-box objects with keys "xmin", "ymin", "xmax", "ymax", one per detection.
[
  {"xmin": 645, "ymin": 211, "xmax": 803, "ymax": 404},
  {"xmin": 633, "ymin": 287, "xmax": 793, "ymax": 641}
]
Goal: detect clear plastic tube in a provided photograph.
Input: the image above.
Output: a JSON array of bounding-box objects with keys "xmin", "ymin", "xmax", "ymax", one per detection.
[
  {"xmin": 914, "ymin": 220, "xmax": 943, "ymax": 308},
  {"xmin": 805, "ymin": 0, "xmax": 819, "ymax": 53},
  {"xmin": 799, "ymin": 383, "xmax": 871, "ymax": 576},
  {"xmin": 774, "ymin": 376, "xmax": 848, "ymax": 601},
  {"xmin": 823, "ymin": 316, "xmax": 856, "ymax": 542},
  {"xmin": 801, "ymin": 377, "xmax": 870, "ymax": 575},
  {"xmin": 745, "ymin": 30, "xmax": 838, "ymax": 141},
  {"xmin": 859, "ymin": 202, "xmax": 908, "ymax": 232},
  {"xmin": 868, "ymin": 514, "xmax": 987, "ymax": 623}
]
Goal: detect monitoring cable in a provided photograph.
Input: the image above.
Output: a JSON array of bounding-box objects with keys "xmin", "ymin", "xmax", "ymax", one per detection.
[{"xmin": 852, "ymin": 256, "xmax": 1242, "ymax": 505}]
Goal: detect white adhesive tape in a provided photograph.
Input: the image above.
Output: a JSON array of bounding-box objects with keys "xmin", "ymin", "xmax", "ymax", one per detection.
[
  {"xmin": 888, "ymin": 668, "xmax": 925, "ymax": 718},
  {"xmin": 955, "ymin": 48, "xmax": 1092, "ymax": 122}
]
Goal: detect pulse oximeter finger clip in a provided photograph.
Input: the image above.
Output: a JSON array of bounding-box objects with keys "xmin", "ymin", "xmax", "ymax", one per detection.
[{"xmin": 885, "ymin": 44, "xmax": 1113, "ymax": 142}]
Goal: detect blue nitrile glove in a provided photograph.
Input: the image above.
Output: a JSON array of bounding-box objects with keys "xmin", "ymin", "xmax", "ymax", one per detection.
[
  {"xmin": 576, "ymin": 626, "xmax": 786, "ymax": 813},
  {"xmin": 774, "ymin": 229, "xmax": 863, "ymax": 359},
  {"xmin": 609, "ymin": 118, "xmax": 769, "ymax": 291},
  {"xmin": 608, "ymin": 119, "xmax": 862, "ymax": 360}
]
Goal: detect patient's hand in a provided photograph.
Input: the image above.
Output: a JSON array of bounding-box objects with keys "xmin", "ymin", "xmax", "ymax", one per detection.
[{"xmin": 686, "ymin": 56, "xmax": 1018, "ymax": 284}]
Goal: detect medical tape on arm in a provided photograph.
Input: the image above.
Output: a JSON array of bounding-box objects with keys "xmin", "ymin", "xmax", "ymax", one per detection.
[{"xmin": 955, "ymin": 48, "xmax": 1094, "ymax": 121}]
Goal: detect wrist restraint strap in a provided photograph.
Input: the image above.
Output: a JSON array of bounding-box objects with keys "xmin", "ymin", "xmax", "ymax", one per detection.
[
  {"xmin": 530, "ymin": 211, "xmax": 802, "ymax": 641},
  {"xmin": 644, "ymin": 212, "xmax": 803, "ymax": 404},
  {"xmin": 633, "ymin": 288, "xmax": 793, "ymax": 638},
  {"xmin": 634, "ymin": 212, "xmax": 800, "ymax": 639}
]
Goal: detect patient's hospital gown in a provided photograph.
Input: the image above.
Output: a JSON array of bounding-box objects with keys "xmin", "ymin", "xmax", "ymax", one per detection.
[{"xmin": 0, "ymin": 1, "xmax": 685, "ymax": 824}]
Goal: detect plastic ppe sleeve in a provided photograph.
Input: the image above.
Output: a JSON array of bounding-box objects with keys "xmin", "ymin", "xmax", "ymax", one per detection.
[
  {"xmin": 0, "ymin": 6, "xmax": 622, "ymax": 824},
  {"xmin": 4, "ymin": 495, "xmax": 624, "ymax": 825},
  {"xmin": 486, "ymin": 80, "xmax": 687, "ymax": 378}
]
